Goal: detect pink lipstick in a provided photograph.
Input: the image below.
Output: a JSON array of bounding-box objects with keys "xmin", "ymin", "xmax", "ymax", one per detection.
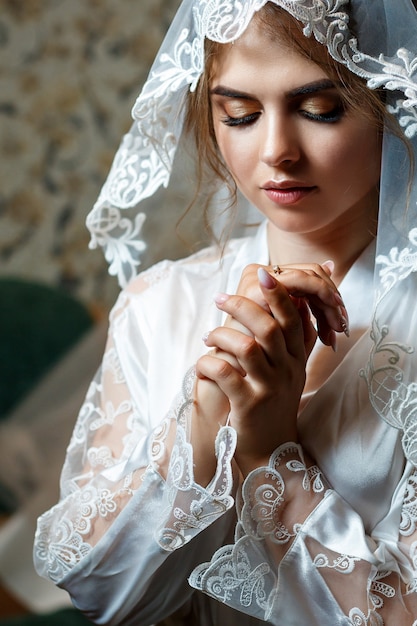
[{"xmin": 262, "ymin": 181, "xmax": 317, "ymax": 206}]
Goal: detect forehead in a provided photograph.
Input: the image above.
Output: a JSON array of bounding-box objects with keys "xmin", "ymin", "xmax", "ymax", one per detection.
[{"xmin": 210, "ymin": 19, "xmax": 331, "ymax": 89}]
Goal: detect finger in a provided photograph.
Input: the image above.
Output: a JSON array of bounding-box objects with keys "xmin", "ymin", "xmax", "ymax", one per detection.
[
  {"xmin": 215, "ymin": 285, "xmax": 306, "ymax": 362},
  {"xmin": 195, "ymin": 353, "xmax": 248, "ymax": 403},
  {"xmin": 202, "ymin": 330, "xmax": 248, "ymax": 376},
  {"xmin": 256, "ymin": 270, "xmax": 308, "ymax": 360},
  {"xmin": 273, "ymin": 260, "xmax": 336, "ymax": 286},
  {"xmin": 204, "ymin": 326, "xmax": 272, "ymax": 380},
  {"xmin": 321, "ymin": 259, "xmax": 335, "ymax": 277},
  {"xmin": 294, "ymin": 297, "xmax": 319, "ymax": 356},
  {"xmin": 266, "ymin": 267, "xmax": 349, "ymax": 339}
]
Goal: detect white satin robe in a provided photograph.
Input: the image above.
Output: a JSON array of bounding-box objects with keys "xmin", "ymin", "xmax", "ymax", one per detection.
[{"xmin": 34, "ymin": 221, "xmax": 417, "ymax": 625}]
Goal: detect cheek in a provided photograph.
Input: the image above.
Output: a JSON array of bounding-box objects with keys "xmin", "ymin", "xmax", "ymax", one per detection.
[
  {"xmin": 345, "ymin": 131, "xmax": 381, "ymax": 189},
  {"xmin": 320, "ymin": 126, "xmax": 381, "ymax": 187},
  {"xmin": 216, "ymin": 131, "xmax": 254, "ymax": 180}
]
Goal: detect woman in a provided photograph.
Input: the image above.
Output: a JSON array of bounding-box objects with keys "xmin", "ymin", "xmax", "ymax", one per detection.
[{"xmin": 34, "ymin": 1, "xmax": 417, "ymax": 624}]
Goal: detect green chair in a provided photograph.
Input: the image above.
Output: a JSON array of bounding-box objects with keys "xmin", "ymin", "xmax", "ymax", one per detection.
[
  {"xmin": 0, "ymin": 608, "xmax": 92, "ymax": 626},
  {"xmin": 0, "ymin": 279, "xmax": 95, "ymax": 624},
  {"xmin": 0, "ymin": 278, "xmax": 94, "ymax": 421},
  {"xmin": 0, "ymin": 277, "xmax": 94, "ymax": 513}
]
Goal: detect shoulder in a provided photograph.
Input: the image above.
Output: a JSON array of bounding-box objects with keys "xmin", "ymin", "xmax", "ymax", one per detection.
[
  {"xmin": 109, "ymin": 223, "xmax": 267, "ymax": 323},
  {"xmin": 133, "ymin": 244, "xmax": 225, "ymax": 291},
  {"xmin": 126, "ymin": 236, "xmax": 251, "ymax": 297}
]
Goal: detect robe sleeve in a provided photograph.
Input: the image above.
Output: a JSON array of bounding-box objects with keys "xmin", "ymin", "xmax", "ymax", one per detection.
[
  {"xmin": 34, "ymin": 263, "xmax": 417, "ymax": 625},
  {"xmin": 190, "ymin": 441, "xmax": 417, "ymax": 625},
  {"xmin": 33, "ymin": 271, "xmax": 237, "ymax": 625}
]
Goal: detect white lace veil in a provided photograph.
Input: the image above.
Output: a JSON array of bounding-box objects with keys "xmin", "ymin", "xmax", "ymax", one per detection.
[{"xmin": 87, "ymin": 0, "xmax": 417, "ymax": 463}]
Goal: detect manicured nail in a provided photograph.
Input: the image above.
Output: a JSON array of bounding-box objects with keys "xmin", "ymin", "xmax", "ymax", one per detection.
[
  {"xmin": 202, "ymin": 331, "xmax": 210, "ymax": 343},
  {"xmin": 258, "ymin": 267, "xmax": 276, "ymax": 289},
  {"xmin": 214, "ymin": 292, "xmax": 230, "ymax": 305},
  {"xmin": 340, "ymin": 316, "xmax": 350, "ymax": 337},
  {"xmin": 322, "ymin": 259, "xmax": 335, "ymax": 275}
]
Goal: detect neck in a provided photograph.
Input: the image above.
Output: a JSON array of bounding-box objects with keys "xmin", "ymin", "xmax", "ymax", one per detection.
[{"xmin": 267, "ymin": 198, "xmax": 378, "ymax": 286}]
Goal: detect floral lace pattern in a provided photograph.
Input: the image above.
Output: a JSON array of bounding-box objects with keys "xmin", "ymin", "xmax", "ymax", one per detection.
[
  {"xmin": 157, "ymin": 424, "xmax": 236, "ymax": 551},
  {"xmin": 189, "ymin": 443, "xmax": 417, "ymax": 623},
  {"xmin": 240, "ymin": 443, "xmax": 325, "ymax": 544},
  {"xmin": 34, "ymin": 348, "xmax": 237, "ymax": 582},
  {"xmin": 312, "ymin": 546, "xmax": 414, "ymax": 624},
  {"xmin": 376, "ymin": 228, "xmax": 417, "ymax": 298},
  {"xmin": 32, "ymin": 246, "xmax": 417, "ymax": 622},
  {"xmin": 86, "ymin": 0, "xmax": 417, "ymax": 286},
  {"xmin": 314, "ymin": 553, "xmax": 361, "ymax": 574},
  {"xmin": 190, "ymin": 443, "xmax": 327, "ymax": 620},
  {"xmin": 190, "ymin": 537, "xmax": 276, "ymax": 619},
  {"xmin": 401, "ymin": 470, "xmax": 417, "ymax": 537},
  {"xmin": 359, "ymin": 230, "xmax": 417, "ymax": 465}
]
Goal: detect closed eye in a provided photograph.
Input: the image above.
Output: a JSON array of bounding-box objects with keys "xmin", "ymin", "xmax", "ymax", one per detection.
[
  {"xmin": 295, "ymin": 92, "xmax": 346, "ymax": 124},
  {"xmin": 221, "ymin": 112, "xmax": 260, "ymax": 127},
  {"xmin": 300, "ymin": 103, "xmax": 345, "ymax": 124}
]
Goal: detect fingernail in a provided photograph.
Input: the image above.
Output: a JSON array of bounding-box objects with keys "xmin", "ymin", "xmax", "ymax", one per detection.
[
  {"xmin": 330, "ymin": 330, "xmax": 337, "ymax": 353},
  {"xmin": 258, "ymin": 267, "xmax": 276, "ymax": 289},
  {"xmin": 202, "ymin": 331, "xmax": 210, "ymax": 343},
  {"xmin": 214, "ymin": 292, "xmax": 229, "ymax": 305},
  {"xmin": 340, "ymin": 316, "xmax": 350, "ymax": 337},
  {"xmin": 322, "ymin": 259, "xmax": 335, "ymax": 275},
  {"xmin": 334, "ymin": 292, "xmax": 345, "ymax": 307}
]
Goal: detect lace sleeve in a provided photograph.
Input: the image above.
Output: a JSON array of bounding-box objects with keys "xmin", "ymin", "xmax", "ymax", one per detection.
[
  {"xmin": 33, "ymin": 273, "xmax": 237, "ymax": 624},
  {"xmin": 190, "ymin": 442, "xmax": 417, "ymax": 625}
]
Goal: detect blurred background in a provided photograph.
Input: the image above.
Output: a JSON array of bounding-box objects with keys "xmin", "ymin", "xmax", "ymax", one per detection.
[
  {"xmin": 0, "ymin": 0, "xmax": 203, "ymax": 623},
  {"xmin": 0, "ymin": 0, "xmax": 188, "ymax": 312}
]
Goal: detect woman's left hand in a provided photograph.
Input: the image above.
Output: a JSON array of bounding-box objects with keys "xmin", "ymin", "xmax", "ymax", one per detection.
[
  {"xmin": 195, "ymin": 262, "xmax": 348, "ymax": 474},
  {"xmin": 233, "ymin": 261, "xmax": 348, "ymax": 354}
]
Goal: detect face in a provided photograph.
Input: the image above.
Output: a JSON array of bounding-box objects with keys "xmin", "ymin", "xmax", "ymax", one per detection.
[{"xmin": 209, "ymin": 20, "xmax": 382, "ymax": 245}]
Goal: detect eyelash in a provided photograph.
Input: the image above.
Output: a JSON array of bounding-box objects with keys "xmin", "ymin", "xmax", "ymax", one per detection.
[
  {"xmin": 221, "ymin": 104, "xmax": 345, "ymax": 127},
  {"xmin": 222, "ymin": 113, "xmax": 259, "ymax": 127},
  {"xmin": 301, "ymin": 103, "xmax": 345, "ymax": 123}
]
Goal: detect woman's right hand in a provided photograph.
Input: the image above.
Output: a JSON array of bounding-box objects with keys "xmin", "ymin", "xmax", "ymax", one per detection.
[{"xmin": 191, "ymin": 261, "xmax": 349, "ymax": 480}]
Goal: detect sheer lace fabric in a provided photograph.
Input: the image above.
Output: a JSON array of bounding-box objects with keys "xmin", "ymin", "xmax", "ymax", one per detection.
[
  {"xmin": 34, "ymin": 224, "xmax": 417, "ymax": 625},
  {"xmin": 86, "ymin": 0, "xmax": 417, "ymax": 288},
  {"xmin": 35, "ymin": 261, "xmax": 237, "ymax": 580}
]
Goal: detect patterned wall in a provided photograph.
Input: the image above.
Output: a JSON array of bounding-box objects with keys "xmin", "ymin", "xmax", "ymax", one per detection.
[{"xmin": 0, "ymin": 0, "xmax": 188, "ymax": 313}]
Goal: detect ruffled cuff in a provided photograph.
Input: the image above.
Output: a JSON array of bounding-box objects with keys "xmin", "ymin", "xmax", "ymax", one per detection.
[
  {"xmin": 156, "ymin": 424, "xmax": 237, "ymax": 551},
  {"xmin": 188, "ymin": 442, "xmax": 328, "ymax": 621}
]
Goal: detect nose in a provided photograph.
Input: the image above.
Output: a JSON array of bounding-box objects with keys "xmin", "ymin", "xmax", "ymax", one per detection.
[{"xmin": 259, "ymin": 113, "xmax": 301, "ymax": 167}]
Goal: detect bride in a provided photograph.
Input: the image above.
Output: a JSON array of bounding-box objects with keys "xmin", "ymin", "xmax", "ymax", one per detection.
[{"xmin": 34, "ymin": 1, "xmax": 417, "ymax": 624}]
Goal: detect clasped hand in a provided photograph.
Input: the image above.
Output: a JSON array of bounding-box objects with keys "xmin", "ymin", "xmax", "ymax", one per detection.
[{"xmin": 193, "ymin": 262, "xmax": 349, "ymax": 477}]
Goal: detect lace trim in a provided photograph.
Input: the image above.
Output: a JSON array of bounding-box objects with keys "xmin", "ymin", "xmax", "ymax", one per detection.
[
  {"xmin": 102, "ymin": 347, "xmax": 125, "ymax": 384},
  {"xmin": 314, "ymin": 559, "xmax": 397, "ymax": 625},
  {"xmin": 401, "ymin": 470, "xmax": 417, "ymax": 537},
  {"xmin": 156, "ymin": 424, "xmax": 237, "ymax": 551},
  {"xmin": 86, "ymin": 0, "xmax": 417, "ymax": 286},
  {"xmin": 34, "ymin": 357, "xmax": 239, "ymax": 580},
  {"xmin": 189, "ymin": 536, "xmax": 276, "ymax": 619},
  {"xmin": 358, "ymin": 230, "xmax": 417, "ymax": 464},
  {"xmin": 35, "ymin": 476, "xmax": 135, "ymax": 583},
  {"xmin": 347, "ymin": 607, "xmax": 383, "ymax": 626},
  {"xmin": 189, "ymin": 442, "xmax": 326, "ymax": 620},
  {"xmin": 347, "ymin": 571, "xmax": 396, "ymax": 626},
  {"xmin": 240, "ymin": 443, "xmax": 325, "ymax": 544},
  {"xmin": 314, "ymin": 553, "xmax": 361, "ymax": 574},
  {"xmin": 376, "ymin": 228, "xmax": 417, "ymax": 298}
]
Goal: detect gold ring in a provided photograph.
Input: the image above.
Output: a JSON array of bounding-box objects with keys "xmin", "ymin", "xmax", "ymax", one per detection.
[{"xmin": 273, "ymin": 264, "xmax": 282, "ymax": 275}]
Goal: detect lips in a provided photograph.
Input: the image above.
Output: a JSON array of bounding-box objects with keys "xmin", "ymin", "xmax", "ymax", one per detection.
[{"xmin": 261, "ymin": 180, "xmax": 317, "ymax": 205}]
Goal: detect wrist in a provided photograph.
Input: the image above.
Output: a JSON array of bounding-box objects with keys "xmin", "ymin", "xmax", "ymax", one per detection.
[{"xmin": 191, "ymin": 377, "xmax": 230, "ymax": 486}]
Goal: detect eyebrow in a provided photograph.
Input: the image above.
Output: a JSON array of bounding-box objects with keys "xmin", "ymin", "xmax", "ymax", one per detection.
[
  {"xmin": 210, "ymin": 79, "xmax": 339, "ymax": 101},
  {"xmin": 287, "ymin": 79, "xmax": 339, "ymax": 98}
]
